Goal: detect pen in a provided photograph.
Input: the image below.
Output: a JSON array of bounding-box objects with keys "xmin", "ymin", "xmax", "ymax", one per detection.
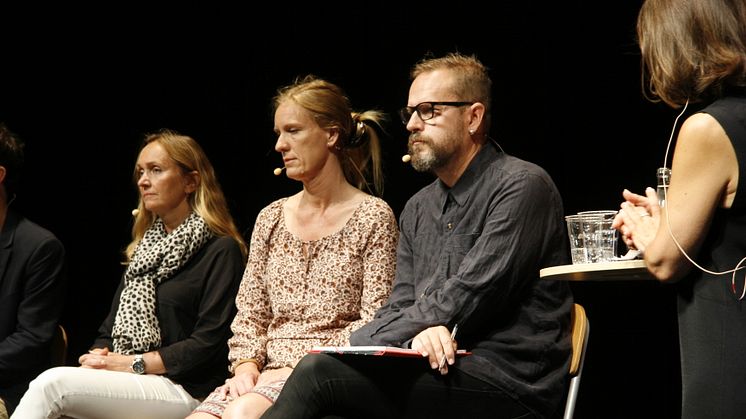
[{"xmin": 438, "ymin": 323, "xmax": 459, "ymax": 370}]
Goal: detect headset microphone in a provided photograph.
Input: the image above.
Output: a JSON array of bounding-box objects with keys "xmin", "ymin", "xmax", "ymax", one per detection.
[
  {"xmin": 401, "ymin": 154, "xmax": 411, "ymax": 163},
  {"xmin": 273, "ymin": 167, "xmax": 286, "ymax": 176},
  {"xmin": 131, "ymin": 209, "xmax": 140, "ymax": 217}
]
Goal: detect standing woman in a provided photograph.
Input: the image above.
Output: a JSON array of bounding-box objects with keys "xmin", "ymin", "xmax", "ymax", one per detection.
[
  {"xmin": 12, "ymin": 130, "xmax": 247, "ymax": 418},
  {"xmin": 613, "ymin": 0, "xmax": 746, "ymax": 417},
  {"xmin": 187, "ymin": 75, "xmax": 398, "ymax": 419}
]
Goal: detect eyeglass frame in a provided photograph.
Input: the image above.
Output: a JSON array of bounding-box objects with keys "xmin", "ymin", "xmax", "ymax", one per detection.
[{"xmin": 398, "ymin": 101, "xmax": 475, "ymax": 125}]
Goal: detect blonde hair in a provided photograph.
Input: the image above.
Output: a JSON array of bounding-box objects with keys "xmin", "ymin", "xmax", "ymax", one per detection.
[
  {"xmin": 411, "ymin": 52, "xmax": 493, "ymax": 133},
  {"xmin": 273, "ymin": 75, "xmax": 387, "ymax": 196},
  {"xmin": 637, "ymin": 0, "xmax": 746, "ymax": 107},
  {"xmin": 126, "ymin": 129, "xmax": 248, "ymax": 261}
]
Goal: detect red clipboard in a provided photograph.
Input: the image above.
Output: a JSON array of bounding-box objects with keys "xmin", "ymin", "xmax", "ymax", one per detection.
[{"xmin": 308, "ymin": 345, "xmax": 472, "ymax": 358}]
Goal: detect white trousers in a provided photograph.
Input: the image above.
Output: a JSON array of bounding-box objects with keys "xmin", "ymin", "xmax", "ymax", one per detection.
[{"xmin": 11, "ymin": 367, "xmax": 200, "ymax": 419}]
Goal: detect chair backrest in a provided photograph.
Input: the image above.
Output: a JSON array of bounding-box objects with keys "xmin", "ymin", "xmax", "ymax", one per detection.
[
  {"xmin": 564, "ymin": 303, "xmax": 590, "ymax": 419},
  {"xmin": 50, "ymin": 324, "xmax": 68, "ymax": 367}
]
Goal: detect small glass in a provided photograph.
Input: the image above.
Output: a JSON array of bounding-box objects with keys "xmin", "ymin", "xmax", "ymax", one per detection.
[{"xmin": 567, "ymin": 211, "xmax": 619, "ymax": 264}]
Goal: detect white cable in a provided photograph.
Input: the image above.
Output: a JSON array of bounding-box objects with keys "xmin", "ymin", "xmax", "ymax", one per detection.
[{"xmin": 660, "ymin": 99, "xmax": 746, "ymax": 299}]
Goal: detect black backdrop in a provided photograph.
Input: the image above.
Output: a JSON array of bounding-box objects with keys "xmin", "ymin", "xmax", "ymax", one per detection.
[{"xmin": 1, "ymin": 3, "xmax": 683, "ymax": 418}]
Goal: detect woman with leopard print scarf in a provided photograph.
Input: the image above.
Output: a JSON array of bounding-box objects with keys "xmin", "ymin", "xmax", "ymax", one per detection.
[{"xmin": 13, "ymin": 130, "xmax": 247, "ymax": 419}]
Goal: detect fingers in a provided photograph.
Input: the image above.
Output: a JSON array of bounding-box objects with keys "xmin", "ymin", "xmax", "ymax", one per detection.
[
  {"xmin": 78, "ymin": 354, "xmax": 107, "ymax": 369},
  {"xmin": 221, "ymin": 371, "xmax": 260, "ymax": 399},
  {"xmin": 622, "ymin": 188, "xmax": 649, "ymax": 204},
  {"xmin": 437, "ymin": 332, "xmax": 457, "ymax": 371},
  {"xmin": 412, "ymin": 326, "xmax": 458, "ymax": 373},
  {"xmin": 218, "ymin": 383, "xmax": 230, "ymax": 400},
  {"xmin": 645, "ymin": 187, "xmax": 662, "ymax": 218}
]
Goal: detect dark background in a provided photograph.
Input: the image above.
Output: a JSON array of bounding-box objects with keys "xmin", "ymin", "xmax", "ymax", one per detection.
[{"xmin": 1, "ymin": 3, "xmax": 685, "ymax": 418}]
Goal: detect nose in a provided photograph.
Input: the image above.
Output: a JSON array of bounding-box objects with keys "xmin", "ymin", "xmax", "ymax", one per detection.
[
  {"xmin": 275, "ymin": 133, "xmax": 289, "ymax": 153},
  {"xmin": 405, "ymin": 113, "xmax": 422, "ymax": 133},
  {"xmin": 137, "ymin": 172, "xmax": 150, "ymax": 187}
]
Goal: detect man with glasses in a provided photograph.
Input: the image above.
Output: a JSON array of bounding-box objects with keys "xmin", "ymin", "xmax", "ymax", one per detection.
[{"xmin": 262, "ymin": 53, "xmax": 573, "ymax": 419}]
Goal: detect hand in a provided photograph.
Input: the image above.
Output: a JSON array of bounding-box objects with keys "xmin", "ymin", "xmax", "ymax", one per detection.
[
  {"xmin": 219, "ymin": 367, "xmax": 260, "ymax": 400},
  {"xmin": 78, "ymin": 348, "xmax": 128, "ymax": 371},
  {"xmin": 411, "ymin": 326, "xmax": 458, "ymax": 375},
  {"xmin": 614, "ymin": 188, "xmax": 660, "ymax": 252}
]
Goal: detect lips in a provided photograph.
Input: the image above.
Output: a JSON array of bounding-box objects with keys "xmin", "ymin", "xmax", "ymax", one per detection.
[{"xmin": 408, "ymin": 133, "xmax": 427, "ymax": 149}]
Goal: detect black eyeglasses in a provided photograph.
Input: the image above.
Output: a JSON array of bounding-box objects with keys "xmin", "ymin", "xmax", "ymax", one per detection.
[{"xmin": 398, "ymin": 101, "xmax": 474, "ymax": 125}]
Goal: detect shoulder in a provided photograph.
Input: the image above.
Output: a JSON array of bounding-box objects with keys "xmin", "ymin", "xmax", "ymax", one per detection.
[
  {"xmin": 358, "ymin": 195, "xmax": 395, "ymax": 218},
  {"xmin": 251, "ymin": 198, "xmax": 286, "ymax": 235},
  {"xmin": 203, "ymin": 235, "xmax": 243, "ymax": 261},
  {"xmin": 256, "ymin": 197, "xmax": 287, "ymax": 222},
  {"xmin": 490, "ymin": 155, "xmax": 560, "ymax": 195},
  {"xmin": 493, "ymin": 153, "xmax": 551, "ymax": 179},
  {"xmin": 678, "ymin": 112, "xmax": 731, "ymax": 151},
  {"xmin": 15, "ymin": 215, "xmax": 58, "ymax": 239},
  {"xmin": 350, "ymin": 196, "xmax": 397, "ymax": 232},
  {"xmin": 403, "ymin": 179, "xmax": 440, "ymax": 208},
  {"xmin": 13, "ymin": 215, "xmax": 65, "ymax": 254}
]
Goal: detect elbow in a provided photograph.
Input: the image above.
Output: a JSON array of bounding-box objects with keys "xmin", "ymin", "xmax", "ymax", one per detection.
[
  {"xmin": 644, "ymin": 253, "xmax": 685, "ymax": 283},
  {"xmin": 646, "ymin": 264, "xmax": 679, "ymax": 283}
]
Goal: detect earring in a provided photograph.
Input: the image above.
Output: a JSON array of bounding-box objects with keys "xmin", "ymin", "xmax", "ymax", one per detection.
[{"xmin": 469, "ymin": 129, "xmax": 475, "ymax": 135}]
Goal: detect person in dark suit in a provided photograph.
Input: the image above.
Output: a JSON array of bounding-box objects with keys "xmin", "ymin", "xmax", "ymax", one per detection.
[{"xmin": 0, "ymin": 122, "xmax": 67, "ymax": 418}]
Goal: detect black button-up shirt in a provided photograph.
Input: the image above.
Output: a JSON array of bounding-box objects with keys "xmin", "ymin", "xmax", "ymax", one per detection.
[{"xmin": 351, "ymin": 143, "xmax": 573, "ymax": 418}]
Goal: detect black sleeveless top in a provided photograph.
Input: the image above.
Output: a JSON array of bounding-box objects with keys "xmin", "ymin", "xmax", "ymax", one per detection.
[{"xmin": 677, "ymin": 95, "xmax": 746, "ymax": 419}]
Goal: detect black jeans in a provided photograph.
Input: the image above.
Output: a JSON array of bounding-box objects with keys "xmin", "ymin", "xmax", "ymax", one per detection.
[{"xmin": 261, "ymin": 353, "xmax": 534, "ymax": 419}]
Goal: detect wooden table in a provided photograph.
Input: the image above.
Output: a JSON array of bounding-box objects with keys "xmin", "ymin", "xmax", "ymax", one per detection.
[{"xmin": 540, "ymin": 259, "xmax": 652, "ymax": 281}]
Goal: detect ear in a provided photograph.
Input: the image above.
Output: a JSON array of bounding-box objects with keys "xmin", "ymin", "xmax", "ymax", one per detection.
[
  {"xmin": 327, "ymin": 128, "xmax": 340, "ymax": 149},
  {"xmin": 467, "ymin": 102, "xmax": 486, "ymax": 134},
  {"xmin": 184, "ymin": 171, "xmax": 199, "ymax": 194},
  {"xmin": 0, "ymin": 166, "xmax": 6, "ymax": 185}
]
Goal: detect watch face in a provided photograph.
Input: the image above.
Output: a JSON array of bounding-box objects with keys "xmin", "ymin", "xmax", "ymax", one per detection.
[{"xmin": 132, "ymin": 356, "xmax": 145, "ymax": 374}]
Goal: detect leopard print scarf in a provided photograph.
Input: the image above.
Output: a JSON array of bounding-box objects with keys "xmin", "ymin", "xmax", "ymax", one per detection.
[{"xmin": 112, "ymin": 212, "xmax": 213, "ymax": 354}]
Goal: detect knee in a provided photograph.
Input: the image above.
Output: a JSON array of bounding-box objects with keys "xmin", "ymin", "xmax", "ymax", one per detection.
[
  {"xmin": 223, "ymin": 396, "xmax": 266, "ymax": 419},
  {"xmin": 222, "ymin": 398, "xmax": 247, "ymax": 419},
  {"xmin": 27, "ymin": 367, "xmax": 71, "ymax": 395},
  {"xmin": 294, "ymin": 353, "xmax": 335, "ymax": 376}
]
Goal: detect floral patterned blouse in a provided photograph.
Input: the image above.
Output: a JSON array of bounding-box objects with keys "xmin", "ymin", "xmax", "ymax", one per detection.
[{"xmin": 228, "ymin": 195, "xmax": 399, "ymax": 371}]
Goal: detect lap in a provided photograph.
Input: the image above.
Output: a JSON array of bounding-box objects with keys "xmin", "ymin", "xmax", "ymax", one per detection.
[
  {"xmin": 192, "ymin": 379, "xmax": 286, "ymax": 418},
  {"xmin": 15, "ymin": 367, "xmax": 199, "ymax": 419},
  {"xmin": 281, "ymin": 354, "xmax": 531, "ymax": 418}
]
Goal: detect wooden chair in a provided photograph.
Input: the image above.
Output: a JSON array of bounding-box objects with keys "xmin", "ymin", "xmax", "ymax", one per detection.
[
  {"xmin": 564, "ymin": 303, "xmax": 590, "ymax": 419},
  {"xmin": 50, "ymin": 324, "xmax": 68, "ymax": 367}
]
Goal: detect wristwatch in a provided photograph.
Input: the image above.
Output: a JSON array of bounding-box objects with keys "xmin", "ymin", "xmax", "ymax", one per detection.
[{"xmin": 131, "ymin": 354, "xmax": 146, "ymax": 374}]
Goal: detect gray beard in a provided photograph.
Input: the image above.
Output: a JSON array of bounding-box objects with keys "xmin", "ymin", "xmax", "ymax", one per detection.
[{"xmin": 411, "ymin": 148, "xmax": 443, "ymax": 172}]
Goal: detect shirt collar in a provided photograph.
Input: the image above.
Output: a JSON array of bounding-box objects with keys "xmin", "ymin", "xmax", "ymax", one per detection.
[{"xmin": 436, "ymin": 142, "xmax": 502, "ymax": 211}]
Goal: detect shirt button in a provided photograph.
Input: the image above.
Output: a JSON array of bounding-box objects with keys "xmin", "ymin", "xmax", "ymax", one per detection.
[{"xmin": 447, "ymin": 223, "xmax": 453, "ymax": 230}]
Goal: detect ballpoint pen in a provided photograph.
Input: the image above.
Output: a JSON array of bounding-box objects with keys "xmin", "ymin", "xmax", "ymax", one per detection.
[{"xmin": 438, "ymin": 323, "xmax": 459, "ymax": 370}]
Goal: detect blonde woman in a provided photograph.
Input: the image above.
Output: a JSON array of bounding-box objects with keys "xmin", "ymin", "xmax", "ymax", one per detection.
[
  {"xmin": 13, "ymin": 130, "xmax": 247, "ymax": 418},
  {"xmin": 188, "ymin": 76, "xmax": 398, "ymax": 419}
]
